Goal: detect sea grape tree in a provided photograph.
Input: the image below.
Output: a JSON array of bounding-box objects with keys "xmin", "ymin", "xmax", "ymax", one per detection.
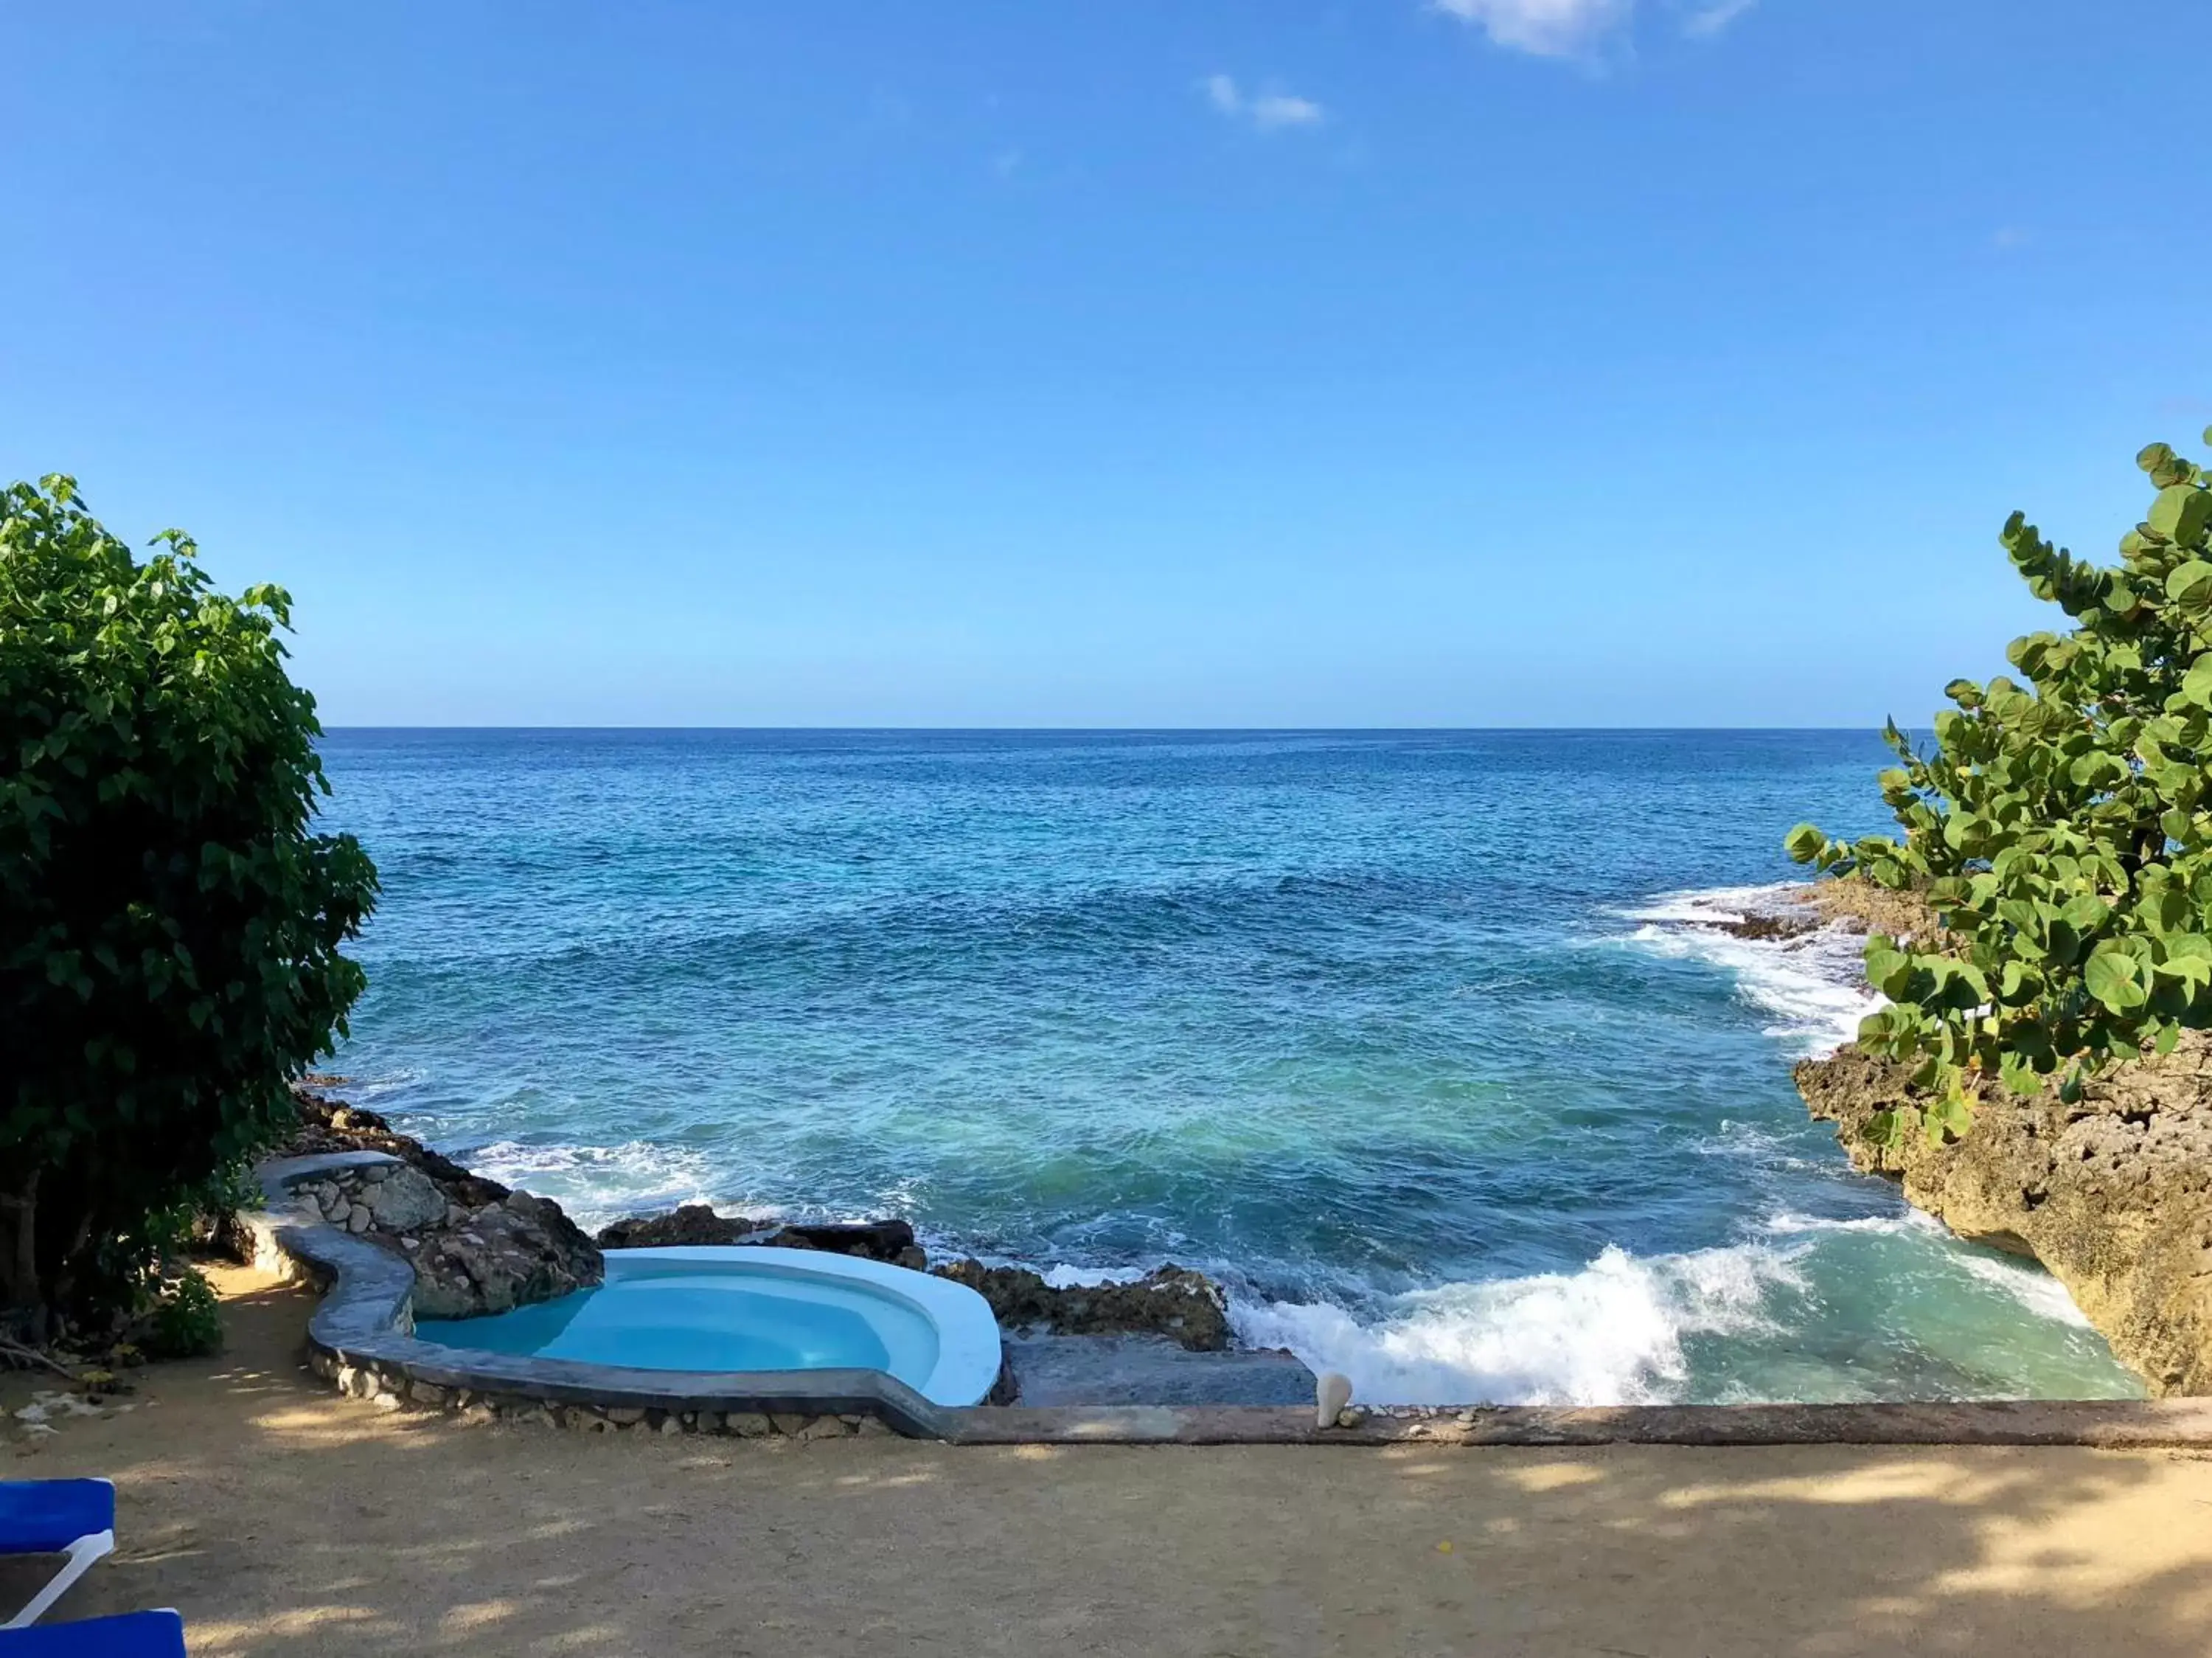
[
  {"xmin": 1787, "ymin": 430, "xmax": 2212, "ymax": 1123},
  {"xmin": 1, "ymin": 476, "xmax": 377, "ymax": 1333}
]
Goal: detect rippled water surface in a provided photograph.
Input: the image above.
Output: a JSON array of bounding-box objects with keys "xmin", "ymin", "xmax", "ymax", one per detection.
[{"xmin": 321, "ymin": 729, "xmax": 2140, "ymax": 1404}]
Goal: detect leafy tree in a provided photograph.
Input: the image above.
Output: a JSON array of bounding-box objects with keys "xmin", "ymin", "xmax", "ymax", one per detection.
[
  {"xmin": 1, "ymin": 476, "xmax": 376, "ymax": 1333},
  {"xmin": 1787, "ymin": 431, "xmax": 2212, "ymax": 1136}
]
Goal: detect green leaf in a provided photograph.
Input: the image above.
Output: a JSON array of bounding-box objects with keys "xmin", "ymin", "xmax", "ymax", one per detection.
[
  {"xmin": 1864, "ymin": 940, "xmax": 1915, "ymax": 999},
  {"xmin": 1925, "ymin": 1088, "xmax": 1973, "ymax": 1145},
  {"xmin": 2155, "ymin": 933, "xmax": 2212, "ymax": 991},
  {"xmin": 2067, "ymin": 750, "xmax": 2124, "ymax": 790},
  {"xmin": 2167, "ymin": 561, "xmax": 2212, "ymax": 611},
  {"xmin": 1863, "ymin": 1109, "xmax": 1916, "ymax": 1153},
  {"xmin": 2149, "ymin": 484, "xmax": 2212, "ymax": 547},
  {"xmin": 2084, "ymin": 943, "xmax": 2148, "ymax": 1013}
]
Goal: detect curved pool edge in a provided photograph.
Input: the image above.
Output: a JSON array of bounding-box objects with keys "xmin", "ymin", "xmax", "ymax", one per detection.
[
  {"xmin": 591, "ymin": 1246, "xmax": 1006, "ymax": 1407},
  {"xmin": 249, "ymin": 1153, "xmax": 967, "ymax": 1440}
]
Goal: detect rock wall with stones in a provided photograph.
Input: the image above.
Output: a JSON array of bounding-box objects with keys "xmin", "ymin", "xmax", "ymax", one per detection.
[
  {"xmin": 1790, "ymin": 881, "xmax": 2212, "ymax": 1396},
  {"xmin": 308, "ymin": 1348, "xmax": 898, "ymax": 1440},
  {"xmin": 290, "ymin": 1161, "xmax": 602, "ymax": 1319}
]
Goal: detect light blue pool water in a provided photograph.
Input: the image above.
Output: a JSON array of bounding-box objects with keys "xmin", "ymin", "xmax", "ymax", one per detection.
[
  {"xmin": 420, "ymin": 1277, "xmax": 904, "ymax": 1375},
  {"xmin": 412, "ymin": 1249, "xmax": 1005, "ymax": 1400}
]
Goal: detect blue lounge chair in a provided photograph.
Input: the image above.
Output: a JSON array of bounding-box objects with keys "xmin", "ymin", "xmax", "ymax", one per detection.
[
  {"xmin": 0, "ymin": 1480, "xmax": 116, "ymax": 1628},
  {"xmin": 0, "ymin": 1610, "xmax": 185, "ymax": 1656}
]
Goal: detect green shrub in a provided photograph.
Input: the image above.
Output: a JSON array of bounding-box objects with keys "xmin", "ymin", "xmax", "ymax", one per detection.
[
  {"xmin": 0, "ymin": 476, "xmax": 377, "ymax": 1333},
  {"xmin": 136, "ymin": 1265, "xmax": 223, "ymax": 1361},
  {"xmin": 74, "ymin": 1160, "xmax": 262, "ymax": 1324},
  {"xmin": 1790, "ymin": 430, "xmax": 2212, "ymax": 1136}
]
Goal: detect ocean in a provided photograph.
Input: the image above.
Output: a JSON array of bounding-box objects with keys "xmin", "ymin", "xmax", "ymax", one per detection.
[{"xmin": 316, "ymin": 728, "xmax": 2140, "ymax": 1405}]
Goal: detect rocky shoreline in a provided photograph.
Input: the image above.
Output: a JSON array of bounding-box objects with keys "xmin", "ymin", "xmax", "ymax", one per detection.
[
  {"xmin": 1772, "ymin": 882, "xmax": 2212, "ymax": 1397},
  {"xmin": 286, "ymin": 1091, "xmax": 603, "ymax": 1318},
  {"xmin": 275, "ymin": 1089, "xmax": 1309, "ymax": 1406}
]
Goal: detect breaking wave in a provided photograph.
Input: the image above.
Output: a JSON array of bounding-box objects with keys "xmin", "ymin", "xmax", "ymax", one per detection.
[
  {"xmin": 1616, "ymin": 883, "xmax": 1879, "ymax": 1058},
  {"xmin": 1230, "ymin": 1241, "xmax": 1800, "ymax": 1406}
]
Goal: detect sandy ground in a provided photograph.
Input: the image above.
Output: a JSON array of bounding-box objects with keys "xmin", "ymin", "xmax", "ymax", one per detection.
[{"xmin": 4, "ymin": 1266, "xmax": 2211, "ymax": 1657}]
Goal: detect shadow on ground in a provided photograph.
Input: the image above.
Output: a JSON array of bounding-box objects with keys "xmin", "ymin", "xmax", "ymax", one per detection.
[{"xmin": 5, "ymin": 1269, "xmax": 2211, "ymax": 1657}]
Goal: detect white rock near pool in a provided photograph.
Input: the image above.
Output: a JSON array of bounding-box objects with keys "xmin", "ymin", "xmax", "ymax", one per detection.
[{"xmin": 1315, "ymin": 1370, "xmax": 1352, "ymax": 1429}]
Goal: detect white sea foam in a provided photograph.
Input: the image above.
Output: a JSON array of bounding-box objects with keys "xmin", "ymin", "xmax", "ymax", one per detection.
[
  {"xmin": 1693, "ymin": 1117, "xmax": 1835, "ymax": 1175},
  {"xmin": 1041, "ymin": 1263, "xmax": 1147, "ymax": 1289},
  {"xmin": 1761, "ymin": 1208, "xmax": 1940, "ymax": 1238},
  {"xmin": 1956, "ymin": 1254, "xmax": 2095, "ymax": 1329},
  {"xmin": 1622, "ymin": 884, "xmax": 1801, "ymax": 926},
  {"xmin": 1229, "ymin": 1241, "xmax": 1802, "ymax": 1406},
  {"xmin": 465, "ymin": 1139, "xmax": 721, "ymax": 1229},
  {"xmin": 1616, "ymin": 882, "xmax": 1879, "ymax": 1058}
]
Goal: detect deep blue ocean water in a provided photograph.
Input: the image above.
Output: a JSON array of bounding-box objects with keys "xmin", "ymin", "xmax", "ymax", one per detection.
[{"xmin": 319, "ymin": 729, "xmax": 2140, "ymax": 1405}]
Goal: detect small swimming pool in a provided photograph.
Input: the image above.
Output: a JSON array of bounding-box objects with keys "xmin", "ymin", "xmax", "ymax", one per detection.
[{"xmin": 414, "ymin": 1246, "xmax": 1004, "ymax": 1407}]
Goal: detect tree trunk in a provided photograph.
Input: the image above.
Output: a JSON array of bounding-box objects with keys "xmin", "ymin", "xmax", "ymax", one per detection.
[
  {"xmin": 46, "ymin": 1208, "xmax": 94, "ymax": 1322},
  {"xmin": 0, "ymin": 1165, "xmax": 43, "ymax": 1334}
]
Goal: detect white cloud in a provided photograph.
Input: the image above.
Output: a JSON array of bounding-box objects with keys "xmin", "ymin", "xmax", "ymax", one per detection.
[
  {"xmin": 1432, "ymin": 0, "xmax": 1632, "ymax": 58},
  {"xmin": 1433, "ymin": 0, "xmax": 1756, "ymax": 58},
  {"xmin": 1203, "ymin": 74, "xmax": 1326, "ymax": 133},
  {"xmin": 1682, "ymin": 0, "xmax": 1758, "ymax": 36}
]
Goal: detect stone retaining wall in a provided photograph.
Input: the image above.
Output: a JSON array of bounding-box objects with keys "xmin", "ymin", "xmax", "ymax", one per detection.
[{"xmin": 308, "ymin": 1346, "xmax": 894, "ymax": 1439}]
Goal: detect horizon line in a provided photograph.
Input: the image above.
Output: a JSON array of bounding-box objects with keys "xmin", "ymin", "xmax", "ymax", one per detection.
[{"xmin": 316, "ymin": 724, "xmax": 1905, "ymax": 735}]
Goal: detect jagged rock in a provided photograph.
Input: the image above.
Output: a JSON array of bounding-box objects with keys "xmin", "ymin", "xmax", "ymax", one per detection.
[
  {"xmin": 411, "ymin": 1191, "xmax": 602, "ymax": 1319},
  {"xmin": 595, "ymin": 1206, "xmax": 918, "ymax": 1263},
  {"xmin": 930, "ymin": 1260, "xmax": 1231, "ymax": 1352},
  {"xmin": 1796, "ymin": 1035, "xmax": 2212, "ymax": 1396},
  {"xmin": 282, "ymin": 1087, "xmax": 511, "ymax": 1207},
  {"xmin": 596, "ymin": 1204, "xmax": 771, "ymax": 1249},
  {"xmin": 1708, "ymin": 911, "xmax": 1816, "ymax": 942},
  {"xmin": 768, "ymin": 1219, "xmax": 916, "ymax": 1261},
  {"xmin": 1798, "ymin": 875, "xmax": 1941, "ymax": 945},
  {"xmin": 280, "ymin": 1086, "xmax": 602, "ymax": 1321},
  {"xmin": 1792, "ymin": 876, "xmax": 2212, "ymax": 1395}
]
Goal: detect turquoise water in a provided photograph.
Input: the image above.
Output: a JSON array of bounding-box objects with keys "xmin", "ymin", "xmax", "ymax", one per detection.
[{"xmin": 323, "ymin": 729, "xmax": 2140, "ymax": 1405}]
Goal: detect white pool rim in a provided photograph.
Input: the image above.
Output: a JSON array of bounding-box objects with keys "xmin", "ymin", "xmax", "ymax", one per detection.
[{"xmin": 599, "ymin": 1244, "xmax": 1005, "ymax": 1408}]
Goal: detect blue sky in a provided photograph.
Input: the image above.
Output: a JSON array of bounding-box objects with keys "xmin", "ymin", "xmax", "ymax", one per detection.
[{"xmin": 4, "ymin": 1, "xmax": 2205, "ymax": 726}]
